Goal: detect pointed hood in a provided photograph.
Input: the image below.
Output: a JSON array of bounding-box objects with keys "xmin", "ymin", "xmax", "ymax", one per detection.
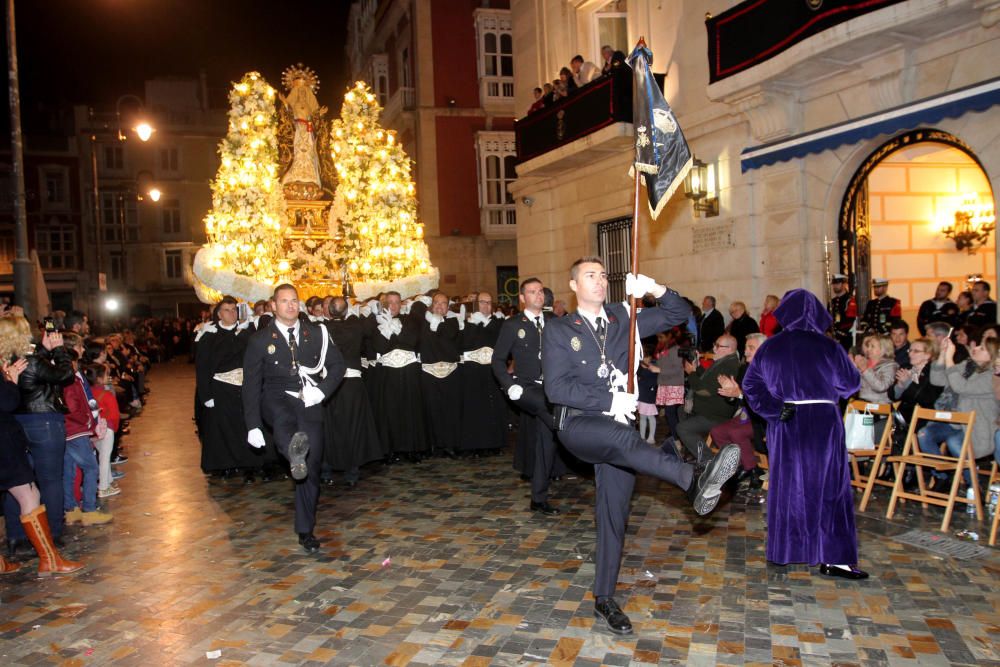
[{"xmin": 774, "ymin": 288, "xmax": 831, "ymax": 333}]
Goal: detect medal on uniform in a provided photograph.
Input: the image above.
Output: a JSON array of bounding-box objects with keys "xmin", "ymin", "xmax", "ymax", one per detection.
[
  {"xmin": 517, "ymin": 329, "xmax": 525, "ymax": 339},
  {"xmin": 570, "ymin": 336, "xmax": 581, "ymax": 351},
  {"xmin": 597, "ymin": 362, "xmax": 609, "ymax": 378},
  {"xmin": 267, "ymin": 344, "xmax": 276, "ymax": 355}
]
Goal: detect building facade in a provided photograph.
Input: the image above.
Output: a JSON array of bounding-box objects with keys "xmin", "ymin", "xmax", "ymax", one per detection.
[
  {"xmin": 509, "ymin": 0, "xmax": 1000, "ymax": 328},
  {"xmin": 0, "ymin": 133, "xmax": 88, "ymax": 313},
  {"xmin": 347, "ymin": 0, "xmax": 519, "ymax": 303},
  {"xmin": 73, "ymin": 77, "xmax": 226, "ymax": 320}
]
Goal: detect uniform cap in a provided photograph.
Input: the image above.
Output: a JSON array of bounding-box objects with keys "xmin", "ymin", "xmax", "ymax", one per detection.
[
  {"xmin": 872, "ymin": 277, "xmax": 889, "ymax": 286},
  {"xmin": 831, "ymin": 274, "xmax": 847, "ymax": 283}
]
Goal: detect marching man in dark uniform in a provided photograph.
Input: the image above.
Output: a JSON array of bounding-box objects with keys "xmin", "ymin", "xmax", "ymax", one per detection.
[
  {"xmin": 243, "ymin": 283, "xmax": 345, "ymax": 553},
  {"xmin": 861, "ymin": 277, "xmax": 901, "ymax": 335},
  {"xmin": 419, "ymin": 292, "xmax": 462, "ymax": 458},
  {"xmin": 492, "ymin": 278, "xmax": 559, "ymax": 516},
  {"xmin": 543, "ymin": 257, "xmax": 740, "ymax": 636},
  {"xmin": 323, "ymin": 297, "xmax": 385, "ymax": 486},
  {"xmin": 195, "ymin": 296, "xmax": 260, "ymax": 482},
  {"xmin": 459, "ymin": 291, "xmax": 507, "ymax": 456},
  {"xmin": 828, "ymin": 274, "xmax": 856, "ymax": 350}
]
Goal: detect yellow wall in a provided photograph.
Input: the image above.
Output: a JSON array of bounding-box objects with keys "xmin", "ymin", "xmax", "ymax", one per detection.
[{"xmin": 868, "ymin": 143, "xmax": 995, "ymax": 329}]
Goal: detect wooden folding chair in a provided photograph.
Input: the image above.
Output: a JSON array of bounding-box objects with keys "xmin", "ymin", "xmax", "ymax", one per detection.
[
  {"xmin": 986, "ymin": 461, "xmax": 999, "ymax": 547},
  {"xmin": 885, "ymin": 407, "xmax": 983, "ymax": 532},
  {"xmin": 843, "ymin": 400, "xmax": 893, "ymax": 511}
]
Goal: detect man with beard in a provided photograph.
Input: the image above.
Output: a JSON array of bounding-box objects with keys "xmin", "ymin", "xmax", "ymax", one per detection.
[
  {"xmin": 243, "ymin": 284, "xmax": 345, "ymax": 553},
  {"xmin": 916, "ymin": 281, "xmax": 959, "ymax": 335},
  {"xmin": 492, "ymin": 278, "xmax": 559, "ymax": 516},
  {"xmin": 460, "ymin": 291, "xmax": 507, "ymax": 456},
  {"xmin": 543, "ymin": 257, "xmax": 741, "ymax": 635},
  {"xmin": 195, "ymin": 296, "xmax": 261, "ymax": 483},
  {"xmin": 419, "ymin": 293, "xmax": 462, "ymax": 458},
  {"xmin": 372, "ymin": 291, "xmax": 427, "ymax": 461},
  {"xmin": 323, "ymin": 297, "xmax": 385, "ymax": 486}
]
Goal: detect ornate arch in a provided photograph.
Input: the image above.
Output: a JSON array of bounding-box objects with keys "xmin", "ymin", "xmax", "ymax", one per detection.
[{"xmin": 837, "ymin": 128, "xmax": 991, "ymax": 309}]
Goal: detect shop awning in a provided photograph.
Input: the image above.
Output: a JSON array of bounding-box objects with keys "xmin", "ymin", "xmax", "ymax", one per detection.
[{"xmin": 740, "ymin": 77, "xmax": 1000, "ymax": 172}]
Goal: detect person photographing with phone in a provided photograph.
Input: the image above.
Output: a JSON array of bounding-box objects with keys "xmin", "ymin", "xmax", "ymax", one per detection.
[{"xmin": 0, "ymin": 317, "xmax": 80, "ymax": 562}]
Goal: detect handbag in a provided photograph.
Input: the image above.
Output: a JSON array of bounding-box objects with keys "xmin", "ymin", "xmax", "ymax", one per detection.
[{"xmin": 844, "ymin": 407, "xmax": 874, "ymax": 450}]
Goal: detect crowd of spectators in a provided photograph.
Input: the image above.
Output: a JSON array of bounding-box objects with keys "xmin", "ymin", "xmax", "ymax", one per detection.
[
  {"xmin": 0, "ymin": 303, "xmax": 207, "ymax": 575},
  {"xmin": 525, "ymin": 46, "xmax": 629, "ymax": 115}
]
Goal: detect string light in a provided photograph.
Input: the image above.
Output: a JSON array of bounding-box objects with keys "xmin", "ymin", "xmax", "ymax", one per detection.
[
  {"xmin": 202, "ymin": 72, "xmax": 287, "ymax": 284},
  {"xmin": 330, "ymin": 80, "xmax": 433, "ymax": 284}
]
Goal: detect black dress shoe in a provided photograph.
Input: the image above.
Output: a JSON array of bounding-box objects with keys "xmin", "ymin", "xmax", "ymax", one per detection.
[
  {"xmin": 687, "ymin": 443, "xmax": 741, "ymax": 515},
  {"xmin": 519, "ymin": 474, "xmax": 531, "ymax": 482},
  {"xmin": 298, "ymin": 532, "xmax": 320, "ymax": 554},
  {"xmin": 593, "ymin": 598, "xmax": 633, "ymax": 635},
  {"xmin": 7, "ymin": 537, "xmax": 29, "ymax": 558},
  {"xmin": 819, "ymin": 564, "xmax": 869, "ymax": 580},
  {"xmin": 530, "ymin": 501, "xmax": 560, "ymax": 516},
  {"xmin": 288, "ymin": 432, "xmax": 310, "ymax": 481}
]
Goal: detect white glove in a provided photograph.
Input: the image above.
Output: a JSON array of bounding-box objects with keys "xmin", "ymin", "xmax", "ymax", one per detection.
[
  {"xmin": 625, "ymin": 272, "xmax": 659, "ymax": 298},
  {"xmin": 302, "ymin": 385, "xmax": 325, "ymax": 408},
  {"xmin": 507, "ymin": 384, "xmax": 524, "ymax": 401},
  {"xmin": 605, "ymin": 391, "xmax": 637, "ymax": 424},
  {"xmin": 247, "ymin": 428, "xmax": 266, "ymax": 449},
  {"xmin": 204, "ymin": 399, "xmax": 215, "ymax": 408}
]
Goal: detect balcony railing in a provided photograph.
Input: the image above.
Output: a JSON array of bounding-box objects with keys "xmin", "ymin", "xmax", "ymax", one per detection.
[
  {"xmin": 382, "ymin": 86, "xmax": 415, "ymax": 121},
  {"xmin": 515, "ymin": 68, "xmax": 633, "ymax": 164},
  {"xmin": 480, "ymin": 75, "xmax": 515, "ymax": 104},
  {"xmin": 706, "ymin": 0, "xmax": 908, "ymax": 83},
  {"xmin": 481, "ymin": 205, "xmax": 516, "ymax": 240}
]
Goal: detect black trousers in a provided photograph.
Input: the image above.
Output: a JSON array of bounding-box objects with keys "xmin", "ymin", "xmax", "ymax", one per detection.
[
  {"xmin": 558, "ymin": 414, "xmax": 694, "ymax": 599},
  {"xmin": 262, "ymin": 391, "xmax": 324, "ymax": 534},
  {"xmin": 514, "ymin": 384, "xmax": 555, "ymax": 504}
]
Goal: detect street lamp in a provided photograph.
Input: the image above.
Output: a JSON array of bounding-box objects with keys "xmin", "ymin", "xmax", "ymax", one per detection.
[{"xmin": 88, "ymin": 96, "xmax": 155, "ymax": 298}]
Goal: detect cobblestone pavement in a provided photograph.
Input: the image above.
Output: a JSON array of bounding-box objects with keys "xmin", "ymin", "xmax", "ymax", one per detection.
[{"xmin": 1, "ymin": 361, "xmax": 998, "ymax": 666}]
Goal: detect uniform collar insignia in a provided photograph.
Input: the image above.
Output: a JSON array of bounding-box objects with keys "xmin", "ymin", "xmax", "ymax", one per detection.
[
  {"xmin": 572, "ymin": 318, "xmax": 583, "ymax": 326},
  {"xmin": 271, "ymin": 332, "xmax": 278, "ymax": 339},
  {"xmin": 609, "ymin": 314, "xmax": 617, "ymax": 323}
]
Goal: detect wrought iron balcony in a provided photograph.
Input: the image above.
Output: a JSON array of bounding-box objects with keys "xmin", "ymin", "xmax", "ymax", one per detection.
[{"xmin": 515, "ymin": 69, "xmax": 633, "ymax": 165}]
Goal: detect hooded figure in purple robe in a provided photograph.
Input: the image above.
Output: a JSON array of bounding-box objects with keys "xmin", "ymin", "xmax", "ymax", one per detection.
[{"xmin": 741, "ymin": 289, "xmax": 866, "ymax": 575}]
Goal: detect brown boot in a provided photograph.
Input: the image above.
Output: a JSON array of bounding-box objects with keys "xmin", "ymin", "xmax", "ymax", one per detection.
[
  {"xmin": 20, "ymin": 505, "xmax": 84, "ymax": 577},
  {"xmin": 0, "ymin": 553, "xmax": 20, "ymax": 575}
]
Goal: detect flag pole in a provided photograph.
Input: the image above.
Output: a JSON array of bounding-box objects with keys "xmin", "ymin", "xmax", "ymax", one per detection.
[{"xmin": 626, "ymin": 36, "xmax": 647, "ymax": 395}]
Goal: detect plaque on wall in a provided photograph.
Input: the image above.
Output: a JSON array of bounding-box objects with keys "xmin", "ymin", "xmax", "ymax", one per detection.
[{"xmin": 692, "ymin": 220, "xmax": 736, "ymax": 254}]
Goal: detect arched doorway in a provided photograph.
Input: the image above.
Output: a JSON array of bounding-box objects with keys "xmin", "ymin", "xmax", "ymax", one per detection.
[{"xmin": 839, "ymin": 129, "xmax": 996, "ymax": 325}]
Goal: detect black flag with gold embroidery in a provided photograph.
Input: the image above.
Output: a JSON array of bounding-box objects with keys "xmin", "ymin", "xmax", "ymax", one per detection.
[{"xmin": 627, "ymin": 42, "xmax": 692, "ymax": 220}]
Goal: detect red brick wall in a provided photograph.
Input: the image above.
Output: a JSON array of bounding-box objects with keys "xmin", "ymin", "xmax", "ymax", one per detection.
[{"xmin": 434, "ymin": 116, "xmax": 485, "ymax": 237}]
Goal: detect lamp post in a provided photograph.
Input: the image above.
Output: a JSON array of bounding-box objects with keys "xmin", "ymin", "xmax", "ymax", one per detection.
[{"xmin": 88, "ymin": 98, "xmax": 154, "ymax": 302}]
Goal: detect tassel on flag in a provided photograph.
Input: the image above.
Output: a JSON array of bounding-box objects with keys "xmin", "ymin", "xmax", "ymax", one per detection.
[{"xmin": 627, "ymin": 41, "xmax": 692, "ymax": 220}]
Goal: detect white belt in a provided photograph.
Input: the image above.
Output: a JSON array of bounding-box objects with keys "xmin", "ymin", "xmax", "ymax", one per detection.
[
  {"xmin": 786, "ymin": 399, "xmax": 836, "ymax": 405},
  {"xmin": 361, "ymin": 358, "xmax": 370, "ymax": 369},
  {"xmin": 462, "ymin": 347, "xmax": 493, "ymax": 365},
  {"xmin": 213, "ymin": 369, "xmax": 243, "ymax": 386},
  {"xmin": 379, "ymin": 349, "xmax": 419, "ymax": 368},
  {"xmin": 422, "ymin": 361, "xmax": 458, "ymax": 379},
  {"xmin": 345, "ymin": 368, "xmax": 362, "ymax": 378}
]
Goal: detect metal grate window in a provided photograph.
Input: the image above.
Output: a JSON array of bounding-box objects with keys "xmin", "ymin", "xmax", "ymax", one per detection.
[{"xmin": 596, "ymin": 216, "xmax": 632, "ymax": 304}]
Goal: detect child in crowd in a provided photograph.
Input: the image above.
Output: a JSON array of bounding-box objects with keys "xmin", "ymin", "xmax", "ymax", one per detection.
[
  {"xmin": 637, "ymin": 346, "xmax": 659, "ymax": 444},
  {"xmin": 85, "ymin": 364, "xmax": 121, "ymax": 498}
]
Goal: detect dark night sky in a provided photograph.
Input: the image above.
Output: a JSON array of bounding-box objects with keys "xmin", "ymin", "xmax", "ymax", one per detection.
[{"xmin": 3, "ymin": 0, "xmax": 352, "ymax": 134}]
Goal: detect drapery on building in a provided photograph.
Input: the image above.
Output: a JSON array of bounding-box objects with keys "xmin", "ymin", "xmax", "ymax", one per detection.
[
  {"xmin": 510, "ymin": 0, "xmax": 999, "ymax": 327},
  {"xmin": 347, "ymin": 0, "xmax": 520, "ymax": 304}
]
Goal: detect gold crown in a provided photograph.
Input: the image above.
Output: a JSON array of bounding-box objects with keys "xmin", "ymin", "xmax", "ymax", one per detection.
[{"xmin": 281, "ymin": 63, "xmax": 320, "ymax": 92}]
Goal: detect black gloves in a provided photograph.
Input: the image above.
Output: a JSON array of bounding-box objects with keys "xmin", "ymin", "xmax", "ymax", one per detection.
[{"xmin": 779, "ymin": 403, "xmax": 796, "ymax": 422}]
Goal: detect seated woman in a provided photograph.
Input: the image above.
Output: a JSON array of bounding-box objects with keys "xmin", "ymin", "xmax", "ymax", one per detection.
[
  {"xmin": 917, "ymin": 337, "xmax": 998, "ymax": 490},
  {"xmin": 853, "ymin": 334, "xmax": 898, "ymax": 445}
]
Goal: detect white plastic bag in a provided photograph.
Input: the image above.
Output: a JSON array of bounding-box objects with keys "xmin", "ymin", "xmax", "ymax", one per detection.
[{"xmin": 844, "ymin": 408, "xmax": 874, "ymax": 450}]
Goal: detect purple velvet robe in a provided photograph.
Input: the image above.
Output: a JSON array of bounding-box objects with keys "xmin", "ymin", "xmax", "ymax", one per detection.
[{"xmin": 742, "ymin": 289, "xmax": 862, "ymax": 565}]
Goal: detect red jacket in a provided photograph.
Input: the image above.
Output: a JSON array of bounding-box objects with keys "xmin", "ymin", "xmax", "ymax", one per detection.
[
  {"xmin": 63, "ymin": 374, "xmax": 96, "ymax": 441},
  {"xmin": 92, "ymin": 386, "xmax": 120, "ymax": 432},
  {"xmin": 760, "ymin": 310, "xmax": 779, "ymax": 337}
]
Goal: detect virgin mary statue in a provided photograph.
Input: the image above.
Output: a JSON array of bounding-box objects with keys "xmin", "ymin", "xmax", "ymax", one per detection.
[{"xmin": 279, "ymin": 63, "xmax": 323, "ymax": 197}]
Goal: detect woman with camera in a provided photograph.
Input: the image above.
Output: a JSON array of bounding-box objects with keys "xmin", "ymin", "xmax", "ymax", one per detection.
[
  {"xmin": 0, "ymin": 348, "xmax": 83, "ymax": 575},
  {"xmin": 0, "ymin": 316, "xmax": 79, "ymax": 560}
]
